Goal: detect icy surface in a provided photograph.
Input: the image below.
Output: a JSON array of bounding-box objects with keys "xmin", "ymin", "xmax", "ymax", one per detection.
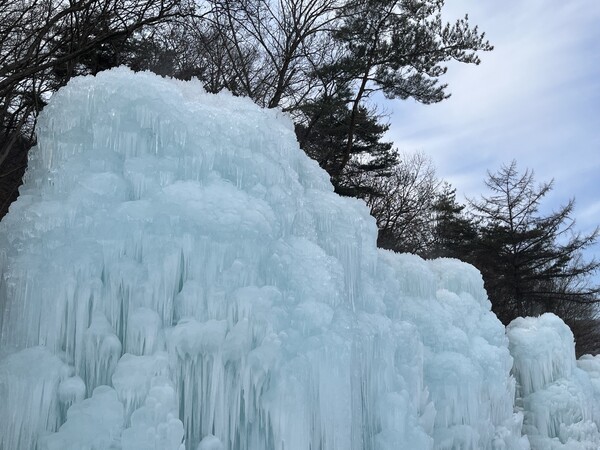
[
  {"xmin": 0, "ymin": 68, "xmax": 543, "ymax": 449},
  {"xmin": 0, "ymin": 347, "xmax": 70, "ymax": 449},
  {"xmin": 40, "ymin": 386, "xmax": 124, "ymax": 450},
  {"xmin": 508, "ymin": 314, "xmax": 600, "ymax": 449}
]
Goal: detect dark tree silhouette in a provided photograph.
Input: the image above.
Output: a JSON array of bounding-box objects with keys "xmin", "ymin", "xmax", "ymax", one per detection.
[{"xmin": 468, "ymin": 161, "xmax": 600, "ymax": 329}]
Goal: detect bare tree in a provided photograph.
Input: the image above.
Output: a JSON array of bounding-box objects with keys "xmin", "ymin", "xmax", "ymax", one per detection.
[
  {"xmin": 205, "ymin": 0, "xmax": 343, "ymax": 109},
  {"xmin": 363, "ymin": 152, "xmax": 441, "ymax": 254}
]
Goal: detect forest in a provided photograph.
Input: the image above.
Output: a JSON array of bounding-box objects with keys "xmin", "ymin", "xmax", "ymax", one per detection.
[{"xmin": 1, "ymin": 0, "xmax": 599, "ymax": 354}]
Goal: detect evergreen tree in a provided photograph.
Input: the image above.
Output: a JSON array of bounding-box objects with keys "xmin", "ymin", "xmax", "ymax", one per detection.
[
  {"xmin": 296, "ymin": 87, "xmax": 397, "ymax": 196},
  {"xmin": 427, "ymin": 183, "xmax": 478, "ymax": 260},
  {"xmin": 328, "ymin": 0, "xmax": 493, "ymax": 179},
  {"xmin": 468, "ymin": 161, "xmax": 600, "ymax": 327}
]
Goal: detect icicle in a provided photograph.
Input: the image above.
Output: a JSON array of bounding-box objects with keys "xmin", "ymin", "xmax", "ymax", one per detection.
[
  {"xmin": 82, "ymin": 312, "xmax": 122, "ymax": 393},
  {"xmin": 0, "ymin": 347, "xmax": 70, "ymax": 450},
  {"xmin": 0, "ymin": 67, "xmax": 565, "ymax": 450}
]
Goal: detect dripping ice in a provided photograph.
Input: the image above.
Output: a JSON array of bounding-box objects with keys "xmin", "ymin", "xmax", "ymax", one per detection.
[{"xmin": 0, "ymin": 68, "xmax": 599, "ymax": 449}]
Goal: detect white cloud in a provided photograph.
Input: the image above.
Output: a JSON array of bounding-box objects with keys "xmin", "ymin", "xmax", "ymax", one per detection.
[{"xmin": 382, "ymin": 0, "xmax": 600, "ymax": 219}]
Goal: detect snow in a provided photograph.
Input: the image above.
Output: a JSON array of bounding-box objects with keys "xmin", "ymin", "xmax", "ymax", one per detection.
[{"xmin": 0, "ymin": 67, "xmax": 595, "ymax": 449}]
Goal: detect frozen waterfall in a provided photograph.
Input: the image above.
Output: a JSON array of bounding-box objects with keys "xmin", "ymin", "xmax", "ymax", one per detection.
[{"xmin": 0, "ymin": 68, "xmax": 596, "ymax": 449}]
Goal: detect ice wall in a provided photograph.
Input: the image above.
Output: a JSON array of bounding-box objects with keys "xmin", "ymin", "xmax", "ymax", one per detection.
[
  {"xmin": 508, "ymin": 314, "xmax": 600, "ymax": 450},
  {"xmin": 0, "ymin": 68, "xmax": 526, "ymax": 449}
]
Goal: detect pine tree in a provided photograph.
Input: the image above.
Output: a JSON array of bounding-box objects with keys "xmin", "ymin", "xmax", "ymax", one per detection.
[
  {"xmin": 329, "ymin": 0, "xmax": 492, "ymax": 178},
  {"xmin": 296, "ymin": 88, "xmax": 397, "ymax": 197}
]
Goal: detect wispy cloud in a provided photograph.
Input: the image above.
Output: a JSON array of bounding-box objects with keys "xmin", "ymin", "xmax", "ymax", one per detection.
[{"xmin": 380, "ymin": 0, "xmax": 600, "ymax": 244}]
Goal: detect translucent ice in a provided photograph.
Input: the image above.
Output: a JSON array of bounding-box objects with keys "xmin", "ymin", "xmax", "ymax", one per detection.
[
  {"xmin": 0, "ymin": 68, "xmax": 538, "ymax": 449},
  {"xmin": 508, "ymin": 314, "xmax": 600, "ymax": 449},
  {"xmin": 39, "ymin": 386, "xmax": 124, "ymax": 450},
  {"xmin": 0, "ymin": 347, "xmax": 70, "ymax": 449}
]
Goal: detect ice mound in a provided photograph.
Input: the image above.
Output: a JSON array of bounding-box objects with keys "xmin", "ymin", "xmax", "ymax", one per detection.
[
  {"xmin": 508, "ymin": 314, "xmax": 600, "ymax": 449},
  {"xmin": 0, "ymin": 68, "xmax": 526, "ymax": 449}
]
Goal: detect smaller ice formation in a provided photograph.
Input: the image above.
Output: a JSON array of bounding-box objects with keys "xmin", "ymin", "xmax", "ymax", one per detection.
[
  {"xmin": 508, "ymin": 313, "xmax": 600, "ymax": 449},
  {"xmin": 0, "ymin": 68, "xmax": 597, "ymax": 450}
]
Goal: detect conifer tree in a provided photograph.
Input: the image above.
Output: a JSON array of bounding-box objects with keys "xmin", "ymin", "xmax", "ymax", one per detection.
[
  {"xmin": 328, "ymin": 0, "xmax": 493, "ymax": 179},
  {"xmin": 468, "ymin": 161, "xmax": 600, "ymax": 326},
  {"xmin": 295, "ymin": 87, "xmax": 397, "ymax": 196},
  {"xmin": 428, "ymin": 183, "xmax": 478, "ymax": 260}
]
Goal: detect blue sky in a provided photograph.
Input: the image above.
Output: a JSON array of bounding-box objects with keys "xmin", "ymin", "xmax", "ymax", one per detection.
[{"xmin": 383, "ymin": 0, "xmax": 600, "ymax": 247}]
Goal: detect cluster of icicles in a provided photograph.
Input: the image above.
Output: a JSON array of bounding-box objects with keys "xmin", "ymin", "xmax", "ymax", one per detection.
[{"xmin": 1, "ymin": 68, "xmax": 600, "ymax": 450}]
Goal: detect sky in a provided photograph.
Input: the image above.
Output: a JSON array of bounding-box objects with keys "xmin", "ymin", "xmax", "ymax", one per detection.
[{"xmin": 383, "ymin": 0, "xmax": 600, "ymax": 247}]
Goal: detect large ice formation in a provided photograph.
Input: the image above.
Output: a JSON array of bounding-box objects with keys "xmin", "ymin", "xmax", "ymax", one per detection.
[
  {"xmin": 0, "ymin": 68, "xmax": 590, "ymax": 450},
  {"xmin": 508, "ymin": 314, "xmax": 600, "ymax": 449}
]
